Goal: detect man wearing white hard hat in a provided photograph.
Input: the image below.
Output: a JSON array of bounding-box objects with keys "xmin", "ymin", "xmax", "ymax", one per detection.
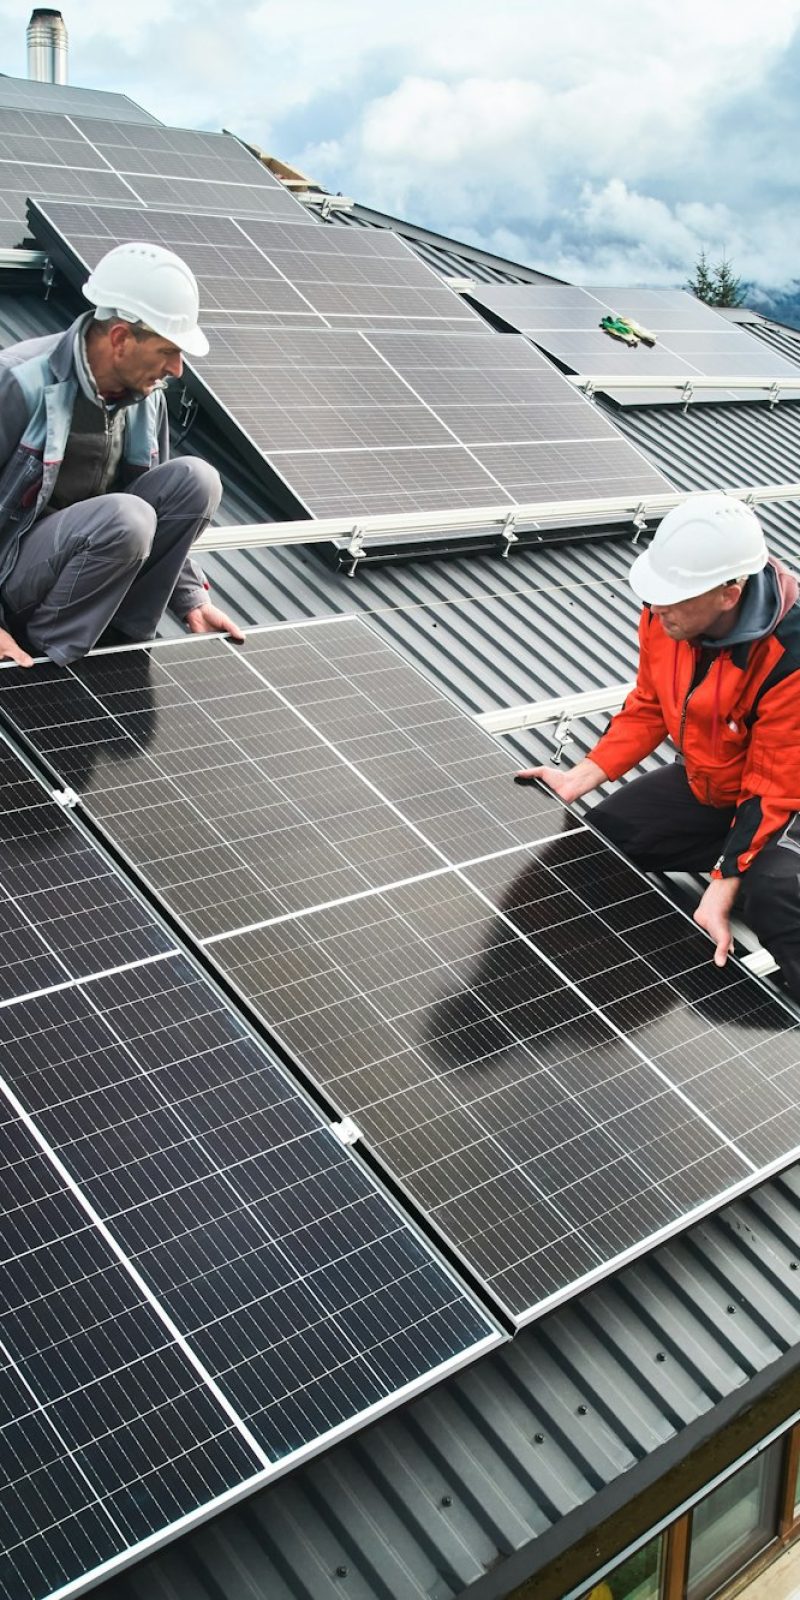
[
  {"xmin": 516, "ymin": 494, "xmax": 800, "ymax": 999},
  {"xmin": 0, "ymin": 240, "xmax": 242, "ymax": 666}
]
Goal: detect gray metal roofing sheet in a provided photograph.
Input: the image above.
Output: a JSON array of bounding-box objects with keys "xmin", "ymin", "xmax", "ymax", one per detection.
[{"xmin": 325, "ymin": 203, "xmax": 557, "ymax": 285}]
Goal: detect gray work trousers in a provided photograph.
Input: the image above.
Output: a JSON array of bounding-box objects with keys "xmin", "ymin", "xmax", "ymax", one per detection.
[{"xmin": 2, "ymin": 457, "xmax": 222, "ymax": 666}]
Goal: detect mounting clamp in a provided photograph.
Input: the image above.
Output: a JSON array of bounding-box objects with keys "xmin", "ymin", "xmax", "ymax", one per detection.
[
  {"xmin": 52, "ymin": 786, "xmax": 79, "ymax": 809},
  {"xmin": 331, "ymin": 1116, "xmax": 362, "ymax": 1146},
  {"xmin": 346, "ymin": 528, "xmax": 365, "ymax": 577},
  {"xmin": 681, "ymin": 380, "xmax": 695, "ymax": 413},
  {"xmin": 500, "ymin": 513, "xmax": 518, "ymax": 558},
  {"xmin": 631, "ymin": 501, "xmax": 648, "ymax": 539}
]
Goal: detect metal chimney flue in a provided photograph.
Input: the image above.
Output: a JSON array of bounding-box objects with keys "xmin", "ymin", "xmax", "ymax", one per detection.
[{"xmin": 27, "ymin": 8, "xmax": 68, "ymax": 85}]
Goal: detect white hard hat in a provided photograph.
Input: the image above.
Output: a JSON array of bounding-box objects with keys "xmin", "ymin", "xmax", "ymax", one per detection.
[
  {"xmin": 629, "ymin": 493, "xmax": 768, "ymax": 605},
  {"xmin": 82, "ymin": 242, "xmax": 209, "ymax": 358}
]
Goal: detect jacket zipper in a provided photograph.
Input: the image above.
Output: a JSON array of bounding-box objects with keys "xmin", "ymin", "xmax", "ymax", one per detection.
[{"xmin": 678, "ymin": 647, "xmax": 701, "ymax": 752}]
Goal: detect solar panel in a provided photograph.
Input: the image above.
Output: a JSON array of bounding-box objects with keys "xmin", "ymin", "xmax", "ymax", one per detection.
[
  {"xmin": 0, "ymin": 732, "xmax": 497, "ymax": 1600},
  {"xmin": 30, "ymin": 202, "xmax": 481, "ymax": 331},
  {"xmin": 0, "ymin": 110, "xmax": 306, "ymax": 246},
  {"xmin": 3, "ymin": 622, "xmax": 799, "ymax": 1330},
  {"xmin": 467, "ymin": 283, "xmax": 800, "ymax": 405},
  {"xmin": 31, "ymin": 200, "xmax": 676, "ymax": 519},
  {"xmin": 0, "ymin": 74, "xmax": 160, "ymax": 125}
]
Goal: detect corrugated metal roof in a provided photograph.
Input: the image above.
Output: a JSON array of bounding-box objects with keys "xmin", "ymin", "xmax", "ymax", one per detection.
[
  {"xmin": 322, "ymin": 203, "xmax": 556, "ymax": 285},
  {"xmin": 607, "ymin": 398, "xmax": 800, "ymax": 567},
  {"xmin": 742, "ymin": 316, "xmax": 800, "ymax": 367}
]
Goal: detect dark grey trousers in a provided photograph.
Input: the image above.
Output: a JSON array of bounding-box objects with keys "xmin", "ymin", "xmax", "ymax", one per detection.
[
  {"xmin": 591, "ymin": 763, "xmax": 800, "ymax": 1001},
  {"xmin": 3, "ymin": 457, "xmax": 222, "ymax": 666}
]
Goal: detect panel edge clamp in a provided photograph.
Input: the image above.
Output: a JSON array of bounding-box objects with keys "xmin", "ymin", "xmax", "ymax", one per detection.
[
  {"xmin": 52, "ymin": 786, "xmax": 80, "ymax": 809},
  {"xmin": 331, "ymin": 1115, "xmax": 362, "ymax": 1146},
  {"xmin": 631, "ymin": 501, "xmax": 648, "ymax": 541},
  {"xmin": 500, "ymin": 512, "xmax": 518, "ymax": 558},
  {"xmin": 346, "ymin": 527, "xmax": 365, "ymax": 577}
]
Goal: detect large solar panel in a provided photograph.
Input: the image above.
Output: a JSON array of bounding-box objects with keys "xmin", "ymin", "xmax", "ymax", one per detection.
[
  {"xmin": 0, "ymin": 735, "xmax": 497, "ymax": 1600},
  {"xmin": 467, "ymin": 283, "xmax": 800, "ymax": 405},
  {"xmin": 3, "ymin": 623, "xmax": 799, "ymax": 1329},
  {"xmin": 30, "ymin": 201, "xmax": 482, "ymax": 331},
  {"xmin": 0, "ymin": 74, "xmax": 160, "ymax": 125},
  {"xmin": 0, "ymin": 109, "xmax": 305, "ymax": 246},
  {"xmin": 31, "ymin": 199, "xmax": 674, "ymax": 520}
]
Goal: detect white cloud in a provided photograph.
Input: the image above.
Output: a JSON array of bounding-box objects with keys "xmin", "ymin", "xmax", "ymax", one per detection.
[{"xmin": 0, "ymin": 0, "xmax": 798, "ymax": 289}]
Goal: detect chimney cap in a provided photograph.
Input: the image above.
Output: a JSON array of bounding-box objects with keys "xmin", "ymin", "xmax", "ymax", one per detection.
[{"xmin": 29, "ymin": 8, "xmax": 64, "ymax": 18}]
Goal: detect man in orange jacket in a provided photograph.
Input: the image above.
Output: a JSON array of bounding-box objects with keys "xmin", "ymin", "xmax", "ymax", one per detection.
[{"xmin": 516, "ymin": 493, "xmax": 800, "ymax": 999}]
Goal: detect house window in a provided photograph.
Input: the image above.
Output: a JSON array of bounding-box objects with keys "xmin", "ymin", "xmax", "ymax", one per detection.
[
  {"xmin": 686, "ymin": 1442, "xmax": 783, "ymax": 1599},
  {"xmin": 581, "ymin": 1535, "xmax": 663, "ymax": 1600}
]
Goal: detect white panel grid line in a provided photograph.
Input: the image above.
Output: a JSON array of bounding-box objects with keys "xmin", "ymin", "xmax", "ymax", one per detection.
[
  {"xmin": 200, "ymin": 828, "xmax": 584, "ymax": 944},
  {"xmin": 0, "ymin": 948, "xmax": 175, "ymax": 1012}
]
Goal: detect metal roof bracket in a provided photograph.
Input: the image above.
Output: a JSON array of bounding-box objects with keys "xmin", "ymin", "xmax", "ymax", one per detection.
[
  {"xmin": 551, "ymin": 714, "xmax": 575, "ymax": 764},
  {"xmin": 345, "ymin": 527, "xmax": 365, "ymax": 576},
  {"xmin": 681, "ymin": 380, "xmax": 695, "ymax": 413},
  {"xmin": 42, "ymin": 255, "xmax": 55, "ymax": 298},
  {"xmin": 500, "ymin": 513, "xmax": 519, "ymax": 558},
  {"xmin": 631, "ymin": 502, "xmax": 648, "ymax": 541},
  {"xmin": 584, "ymin": 379, "xmax": 596, "ymax": 401},
  {"xmin": 768, "ymin": 383, "xmax": 781, "ymax": 410}
]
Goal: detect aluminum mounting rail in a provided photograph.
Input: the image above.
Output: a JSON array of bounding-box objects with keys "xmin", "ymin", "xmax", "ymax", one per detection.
[
  {"xmin": 475, "ymin": 681, "xmax": 635, "ymax": 734},
  {"xmin": 195, "ymin": 478, "xmax": 800, "ymax": 556},
  {"xmin": 570, "ymin": 373, "xmax": 800, "ymax": 401}
]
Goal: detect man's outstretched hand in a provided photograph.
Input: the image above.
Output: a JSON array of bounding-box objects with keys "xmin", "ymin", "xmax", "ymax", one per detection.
[
  {"xmin": 0, "ymin": 626, "xmax": 33, "ymax": 668},
  {"xmin": 514, "ymin": 757, "xmax": 606, "ymax": 806},
  {"xmin": 184, "ymin": 602, "xmax": 245, "ymax": 643},
  {"xmin": 693, "ymin": 876, "xmax": 739, "ymax": 967}
]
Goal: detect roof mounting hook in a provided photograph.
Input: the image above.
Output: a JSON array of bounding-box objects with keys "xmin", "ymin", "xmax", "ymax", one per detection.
[
  {"xmin": 631, "ymin": 502, "xmax": 648, "ymax": 542},
  {"xmin": 320, "ymin": 195, "xmax": 334, "ymax": 220},
  {"xmin": 584, "ymin": 379, "xmax": 596, "ymax": 401},
  {"xmin": 681, "ymin": 380, "xmax": 695, "ymax": 414},
  {"xmin": 768, "ymin": 382, "xmax": 781, "ymax": 410},
  {"xmin": 42, "ymin": 256, "xmax": 55, "ymax": 299},
  {"xmin": 345, "ymin": 527, "xmax": 365, "ymax": 576},
  {"xmin": 500, "ymin": 512, "xmax": 518, "ymax": 558},
  {"xmin": 551, "ymin": 713, "xmax": 575, "ymax": 764}
]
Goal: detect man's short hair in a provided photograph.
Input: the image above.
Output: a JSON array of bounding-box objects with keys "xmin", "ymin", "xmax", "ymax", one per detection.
[{"xmin": 93, "ymin": 310, "xmax": 157, "ymax": 342}]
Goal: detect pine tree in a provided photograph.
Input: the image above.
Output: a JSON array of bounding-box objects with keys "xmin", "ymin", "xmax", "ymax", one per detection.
[
  {"xmin": 711, "ymin": 255, "xmax": 745, "ymax": 307},
  {"xmin": 687, "ymin": 250, "xmax": 746, "ymax": 307},
  {"xmin": 686, "ymin": 249, "xmax": 715, "ymax": 303}
]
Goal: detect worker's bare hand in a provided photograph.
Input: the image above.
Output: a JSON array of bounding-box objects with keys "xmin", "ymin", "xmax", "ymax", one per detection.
[
  {"xmin": 0, "ymin": 626, "xmax": 33, "ymax": 668},
  {"xmin": 514, "ymin": 757, "xmax": 606, "ymax": 805},
  {"xmin": 693, "ymin": 877, "xmax": 740, "ymax": 967},
  {"xmin": 184, "ymin": 602, "xmax": 245, "ymax": 643}
]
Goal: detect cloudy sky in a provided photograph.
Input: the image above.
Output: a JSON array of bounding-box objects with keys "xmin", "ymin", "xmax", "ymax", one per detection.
[{"xmin": 3, "ymin": 0, "xmax": 800, "ymax": 295}]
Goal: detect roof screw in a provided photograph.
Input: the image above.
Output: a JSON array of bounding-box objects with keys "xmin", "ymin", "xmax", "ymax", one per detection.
[
  {"xmin": 656, "ymin": 1352, "xmax": 666, "ymax": 1363},
  {"xmin": 790, "ymin": 1261, "xmax": 798, "ymax": 1271},
  {"xmin": 577, "ymin": 1404, "xmax": 588, "ymax": 1415},
  {"xmin": 534, "ymin": 1432, "xmax": 545, "ymax": 1443},
  {"xmin": 336, "ymin": 1566, "xmax": 348, "ymax": 1578},
  {"xmin": 726, "ymin": 1304, "xmax": 736, "ymax": 1314},
  {"xmin": 441, "ymin": 1495, "xmax": 453, "ymax": 1508}
]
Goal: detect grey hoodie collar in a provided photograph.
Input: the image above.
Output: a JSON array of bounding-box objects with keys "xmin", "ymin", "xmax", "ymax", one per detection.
[{"xmin": 700, "ymin": 564, "xmax": 781, "ymax": 651}]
